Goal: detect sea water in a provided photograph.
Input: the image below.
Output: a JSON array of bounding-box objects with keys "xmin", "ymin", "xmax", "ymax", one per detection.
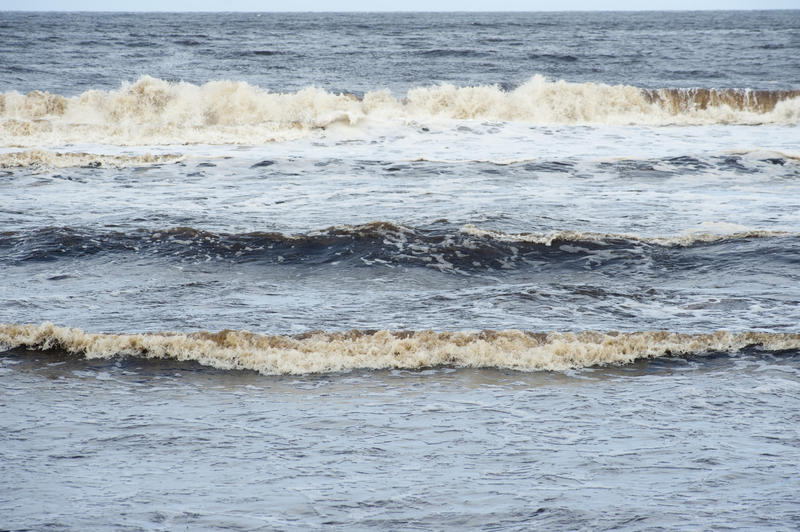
[{"xmin": 2, "ymin": 11, "xmax": 800, "ymax": 530}]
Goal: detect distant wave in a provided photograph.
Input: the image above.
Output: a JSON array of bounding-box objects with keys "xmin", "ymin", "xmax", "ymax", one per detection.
[
  {"xmin": 2, "ymin": 75, "xmax": 799, "ymax": 146},
  {"xmin": 3, "ymin": 322, "xmax": 799, "ymax": 375},
  {"xmin": 2, "ymin": 222, "xmax": 792, "ymax": 272}
]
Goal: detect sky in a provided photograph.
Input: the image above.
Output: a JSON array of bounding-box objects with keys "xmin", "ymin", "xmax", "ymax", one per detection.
[{"xmin": 4, "ymin": 0, "xmax": 799, "ymax": 10}]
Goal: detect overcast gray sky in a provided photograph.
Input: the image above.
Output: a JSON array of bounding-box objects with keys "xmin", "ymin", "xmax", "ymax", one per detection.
[{"xmin": 4, "ymin": 0, "xmax": 799, "ymax": 11}]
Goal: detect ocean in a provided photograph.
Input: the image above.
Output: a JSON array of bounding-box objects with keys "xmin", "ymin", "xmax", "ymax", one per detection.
[{"xmin": 2, "ymin": 10, "xmax": 800, "ymax": 530}]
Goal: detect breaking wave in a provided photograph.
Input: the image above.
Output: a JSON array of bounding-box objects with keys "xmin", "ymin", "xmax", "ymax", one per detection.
[
  {"xmin": 2, "ymin": 322, "xmax": 799, "ymax": 375},
  {"xmin": 2, "ymin": 222, "xmax": 793, "ymax": 272},
  {"xmin": 1, "ymin": 75, "xmax": 799, "ymax": 146}
]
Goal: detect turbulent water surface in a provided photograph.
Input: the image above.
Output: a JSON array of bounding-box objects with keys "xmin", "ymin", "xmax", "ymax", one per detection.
[{"xmin": 2, "ymin": 10, "xmax": 800, "ymax": 530}]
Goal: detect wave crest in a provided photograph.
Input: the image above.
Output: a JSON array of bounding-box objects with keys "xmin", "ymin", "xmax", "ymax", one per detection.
[
  {"xmin": 2, "ymin": 222, "xmax": 792, "ymax": 272},
  {"xmin": 2, "ymin": 75, "xmax": 799, "ymax": 146},
  {"xmin": 2, "ymin": 322, "xmax": 799, "ymax": 375}
]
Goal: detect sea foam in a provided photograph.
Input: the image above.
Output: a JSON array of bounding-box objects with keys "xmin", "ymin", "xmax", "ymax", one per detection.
[
  {"xmin": 2, "ymin": 75, "xmax": 799, "ymax": 146},
  {"xmin": 3, "ymin": 322, "xmax": 799, "ymax": 375}
]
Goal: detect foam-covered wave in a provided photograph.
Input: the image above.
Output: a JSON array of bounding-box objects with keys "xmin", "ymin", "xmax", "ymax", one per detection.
[
  {"xmin": 0, "ymin": 149, "xmax": 184, "ymax": 168},
  {"xmin": 3, "ymin": 323, "xmax": 799, "ymax": 374},
  {"xmin": 2, "ymin": 222, "xmax": 792, "ymax": 272},
  {"xmin": 2, "ymin": 75, "xmax": 799, "ymax": 146},
  {"xmin": 459, "ymin": 224, "xmax": 792, "ymax": 247}
]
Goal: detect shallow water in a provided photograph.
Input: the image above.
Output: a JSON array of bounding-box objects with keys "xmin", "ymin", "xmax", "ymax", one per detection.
[{"xmin": 3, "ymin": 349, "xmax": 800, "ymax": 530}]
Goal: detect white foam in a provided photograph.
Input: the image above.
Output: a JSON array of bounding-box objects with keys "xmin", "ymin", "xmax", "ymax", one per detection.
[
  {"xmin": 0, "ymin": 149, "xmax": 184, "ymax": 168},
  {"xmin": 2, "ymin": 75, "xmax": 799, "ymax": 147},
  {"xmin": 2, "ymin": 322, "xmax": 799, "ymax": 375},
  {"xmin": 459, "ymin": 224, "xmax": 793, "ymax": 247}
]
